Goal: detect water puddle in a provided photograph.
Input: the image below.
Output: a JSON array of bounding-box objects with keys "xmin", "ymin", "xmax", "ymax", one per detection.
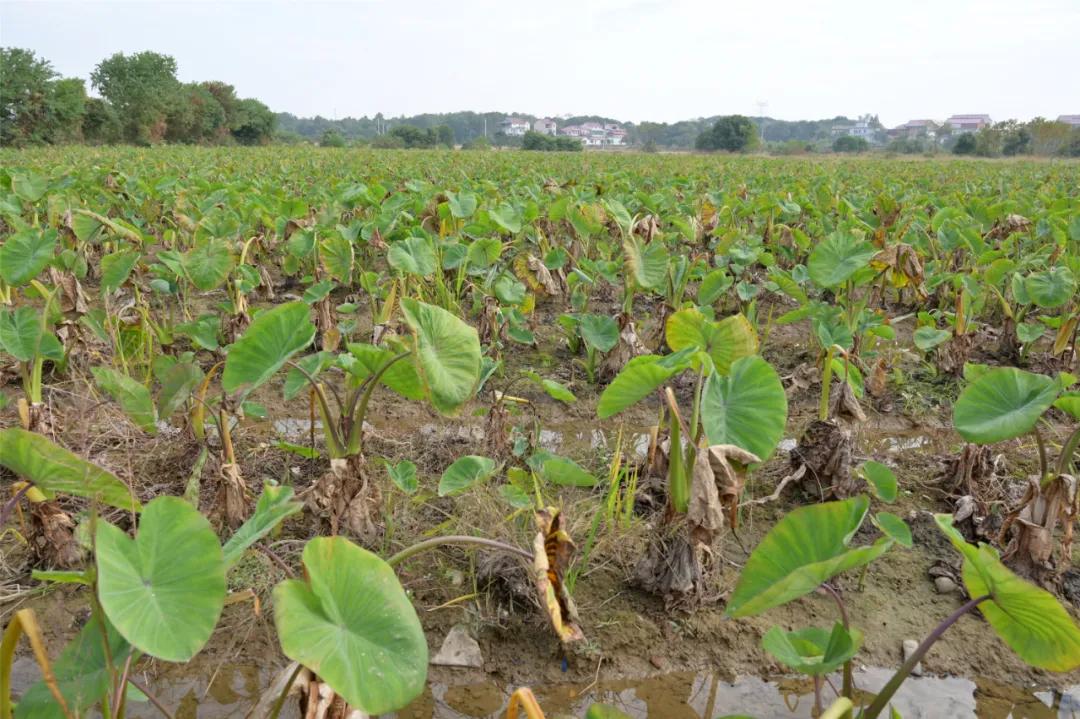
[{"xmin": 13, "ymin": 659, "xmax": 1077, "ymax": 718}]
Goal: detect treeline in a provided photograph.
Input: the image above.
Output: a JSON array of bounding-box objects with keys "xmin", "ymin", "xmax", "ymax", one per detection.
[{"xmin": 1, "ymin": 48, "xmax": 275, "ymax": 147}]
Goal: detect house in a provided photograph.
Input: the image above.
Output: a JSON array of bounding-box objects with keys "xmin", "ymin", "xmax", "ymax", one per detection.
[
  {"xmin": 945, "ymin": 114, "xmax": 992, "ymax": 133},
  {"xmin": 1057, "ymin": 115, "xmax": 1080, "ymax": 127},
  {"xmin": 831, "ymin": 115, "xmax": 878, "ymax": 143},
  {"xmin": 559, "ymin": 122, "xmax": 627, "ymax": 146},
  {"xmin": 533, "ymin": 118, "xmax": 557, "ymax": 135},
  {"xmin": 500, "ymin": 117, "xmax": 531, "ymax": 136},
  {"xmin": 892, "ymin": 119, "xmax": 938, "ymax": 139}
]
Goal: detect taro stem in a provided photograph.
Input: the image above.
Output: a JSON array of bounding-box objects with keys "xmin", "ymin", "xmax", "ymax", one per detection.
[{"xmin": 386, "ymin": 536, "xmax": 532, "ymax": 568}]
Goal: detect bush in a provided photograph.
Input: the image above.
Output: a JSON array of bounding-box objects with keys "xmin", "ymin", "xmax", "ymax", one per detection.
[
  {"xmin": 953, "ymin": 134, "xmax": 977, "ymax": 155},
  {"xmin": 833, "ymin": 135, "xmax": 869, "ymax": 153},
  {"xmin": 320, "ymin": 129, "xmax": 346, "ymax": 148},
  {"xmin": 371, "ymin": 134, "xmax": 405, "ymax": 149},
  {"xmin": 695, "ymin": 115, "xmax": 758, "ymax": 152},
  {"xmin": 522, "ymin": 130, "xmax": 582, "ymax": 152},
  {"xmin": 462, "ymin": 135, "xmax": 492, "ymax": 150}
]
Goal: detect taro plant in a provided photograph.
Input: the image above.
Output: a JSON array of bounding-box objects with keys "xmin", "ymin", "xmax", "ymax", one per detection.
[
  {"xmin": 0, "ymin": 295, "xmax": 64, "ymax": 432},
  {"xmin": 284, "ymin": 298, "xmax": 481, "ymax": 538},
  {"xmin": 951, "ymin": 365, "xmax": 1079, "ymax": 582},
  {"xmin": 597, "ymin": 307, "xmax": 786, "ymax": 604}
]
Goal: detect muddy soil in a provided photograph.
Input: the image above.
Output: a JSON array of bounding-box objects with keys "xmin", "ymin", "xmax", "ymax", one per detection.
[{"xmin": 3, "ymin": 294, "xmax": 1079, "ymax": 717}]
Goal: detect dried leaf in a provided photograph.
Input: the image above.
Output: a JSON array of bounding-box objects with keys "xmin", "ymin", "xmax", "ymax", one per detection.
[{"xmin": 532, "ymin": 508, "xmax": 584, "ymax": 643}]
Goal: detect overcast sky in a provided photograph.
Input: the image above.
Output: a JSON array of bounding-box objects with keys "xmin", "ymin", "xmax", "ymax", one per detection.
[{"xmin": 3, "ymin": 0, "xmax": 1078, "ymax": 126}]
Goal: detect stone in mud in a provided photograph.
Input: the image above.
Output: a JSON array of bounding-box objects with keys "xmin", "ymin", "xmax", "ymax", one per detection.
[
  {"xmin": 903, "ymin": 639, "xmax": 922, "ymax": 677},
  {"xmin": 934, "ymin": 576, "xmax": 958, "ymax": 594},
  {"xmin": 432, "ymin": 624, "xmax": 484, "ymax": 669}
]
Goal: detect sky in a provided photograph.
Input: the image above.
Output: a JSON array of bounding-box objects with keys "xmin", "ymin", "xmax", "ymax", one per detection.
[{"xmin": 2, "ymin": 0, "xmax": 1078, "ymax": 127}]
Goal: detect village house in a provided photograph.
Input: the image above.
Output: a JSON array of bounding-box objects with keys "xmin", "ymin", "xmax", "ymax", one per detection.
[
  {"xmin": 1057, "ymin": 115, "xmax": 1080, "ymax": 127},
  {"xmin": 831, "ymin": 114, "xmax": 878, "ymax": 143},
  {"xmin": 945, "ymin": 114, "xmax": 992, "ymax": 133},
  {"xmin": 559, "ymin": 121, "xmax": 627, "ymax": 146},
  {"xmin": 500, "ymin": 117, "xmax": 531, "ymax": 136},
  {"xmin": 890, "ymin": 119, "xmax": 938, "ymax": 139},
  {"xmin": 532, "ymin": 118, "xmax": 557, "ymax": 135}
]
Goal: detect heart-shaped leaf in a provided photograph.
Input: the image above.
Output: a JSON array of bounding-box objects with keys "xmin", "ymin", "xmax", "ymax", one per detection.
[
  {"xmin": 808, "ymin": 231, "xmax": 876, "ymax": 288},
  {"xmin": 872, "ymin": 511, "xmax": 912, "ymax": 548},
  {"xmin": 96, "ymin": 497, "xmax": 226, "ymax": 661},
  {"xmin": 386, "ymin": 459, "xmax": 418, "ymax": 494},
  {"xmin": 913, "ymin": 326, "xmax": 951, "ymax": 352},
  {"xmin": 1024, "ymin": 267, "xmax": 1075, "ymax": 309},
  {"xmin": 0, "ymin": 428, "xmax": 140, "ymax": 511},
  {"xmin": 182, "ymin": 239, "xmax": 234, "ymax": 291},
  {"xmin": 953, "ymin": 367, "xmax": 1059, "ymax": 444},
  {"xmin": 0, "ymin": 306, "xmax": 63, "ymax": 363},
  {"xmin": 860, "ymin": 461, "xmax": 897, "ymax": 502},
  {"xmin": 666, "ymin": 309, "xmax": 758, "ymax": 374},
  {"xmin": 579, "ymin": 314, "xmax": 619, "ymax": 353},
  {"xmin": 597, "ymin": 349, "xmax": 696, "ymax": 419},
  {"xmin": 541, "ymin": 456, "xmax": 597, "ymax": 487},
  {"xmin": 762, "ymin": 622, "xmax": 863, "ymax": 676},
  {"xmin": 438, "ymin": 455, "xmax": 497, "ymax": 496},
  {"xmin": 400, "ymin": 298, "xmax": 481, "ymax": 414},
  {"xmin": 623, "ymin": 235, "xmax": 668, "ymax": 289},
  {"xmin": 0, "ymin": 228, "xmax": 56, "ymax": 286},
  {"xmin": 387, "ymin": 236, "xmax": 436, "ymax": 276},
  {"xmin": 701, "ymin": 356, "xmax": 787, "ymax": 463},
  {"xmin": 223, "ymin": 301, "xmax": 316, "ymax": 393},
  {"xmin": 273, "ymin": 537, "xmax": 428, "ymax": 714},
  {"xmin": 726, "ymin": 495, "xmax": 892, "ymax": 617},
  {"xmin": 935, "ymin": 515, "xmax": 1080, "ymax": 671}
]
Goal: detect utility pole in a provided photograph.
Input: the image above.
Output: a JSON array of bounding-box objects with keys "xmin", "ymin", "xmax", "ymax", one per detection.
[{"xmin": 755, "ymin": 100, "xmax": 768, "ymax": 144}]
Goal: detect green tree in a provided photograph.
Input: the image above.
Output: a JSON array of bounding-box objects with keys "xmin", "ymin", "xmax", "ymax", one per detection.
[
  {"xmin": 371, "ymin": 133, "xmax": 406, "ymax": 149},
  {"xmin": 82, "ymin": 98, "xmax": 122, "ymax": 144},
  {"xmin": 953, "ymin": 133, "xmax": 977, "ymax": 155},
  {"xmin": 320, "ymin": 128, "xmax": 346, "ymax": 147},
  {"xmin": 1027, "ymin": 118, "xmax": 1073, "ymax": 156},
  {"xmin": 695, "ymin": 115, "xmax": 758, "ymax": 152},
  {"xmin": 435, "ymin": 124, "xmax": 454, "ymax": 147},
  {"xmin": 230, "ymin": 98, "xmax": 275, "ymax": 145},
  {"xmin": 91, "ymin": 51, "xmax": 181, "ymax": 144},
  {"xmin": 833, "ymin": 135, "xmax": 870, "ymax": 153},
  {"xmin": 388, "ymin": 124, "xmax": 435, "ymax": 148},
  {"xmin": 166, "ymin": 83, "xmax": 227, "ymax": 143},
  {"xmin": 47, "ymin": 78, "xmax": 87, "ymax": 143},
  {"xmin": 0, "ymin": 47, "xmax": 56, "ymax": 145}
]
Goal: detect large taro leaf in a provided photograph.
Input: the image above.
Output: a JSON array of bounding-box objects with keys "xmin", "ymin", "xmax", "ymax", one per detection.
[
  {"xmin": 726, "ymin": 496, "xmax": 892, "ymax": 617},
  {"xmin": 596, "ymin": 348, "xmax": 696, "ymax": 419},
  {"xmin": 1024, "ymin": 267, "xmax": 1075, "ymax": 309},
  {"xmin": 935, "ymin": 515, "xmax": 1080, "ymax": 671},
  {"xmin": 541, "ymin": 456, "xmax": 597, "ymax": 487},
  {"xmin": 0, "ymin": 228, "xmax": 56, "ymax": 286},
  {"xmin": 438, "ymin": 455, "xmax": 497, "ymax": 496},
  {"xmin": 701, "ymin": 356, "xmax": 787, "ymax": 463},
  {"xmin": 100, "ymin": 250, "xmax": 141, "ymax": 293},
  {"xmin": 400, "ymin": 298, "xmax": 481, "ymax": 414},
  {"xmin": 96, "ymin": 497, "xmax": 226, "ymax": 662},
  {"xmin": 665, "ymin": 309, "xmax": 758, "ymax": 374},
  {"xmin": 387, "ymin": 236, "xmax": 436, "ymax": 277},
  {"xmin": 273, "ymin": 537, "xmax": 428, "ymax": 715},
  {"xmin": 222, "ymin": 484, "xmax": 303, "ymax": 570},
  {"xmin": 345, "ymin": 343, "xmax": 424, "ymax": 400},
  {"xmin": 91, "ymin": 366, "xmax": 158, "ymax": 434},
  {"xmin": 761, "ymin": 622, "xmax": 863, "ymax": 676},
  {"xmin": 321, "ymin": 232, "xmax": 354, "ymax": 283},
  {"xmin": 807, "ymin": 231, "xmax": 876, "ymax": 288},
  {"xmin": 579, "ymin": 313, "xmax": 619, "ymax": 353},
  {"xmin": 182, "ymin": 239, "xmax": 234, "ymax": 291},
  {"xmin": 0, "ymin": 428, "xmax": 140, "ymax": 511},
  {"xmin": 623, "ymin": 235, "xmax": 668, "ymax": 290},
  {"xmin": 157, "ymin": 360, "xmax": 204, "ymax": 419},
  {"xmin": 952, "ymin": 367, "xmax": 1059, "ymax": 444},
  {"xmin": 14, "ymin": 615, "xmax": 134, "ymax": 719},
  {"xmin": 0, "ymin": 306, "xmax": 63, "ymax": 363},
  {"xmin": 222, "ymin": 301, "xmax": 316, "ymax": 393}
]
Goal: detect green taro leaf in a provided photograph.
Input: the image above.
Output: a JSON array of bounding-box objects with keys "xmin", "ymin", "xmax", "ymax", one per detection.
[
  {"xmin": 96, "ymin": 497, "xmax": 225, "ymax": 661},
  {"xmin": 1054, "ymin": 392, "xmax": 1080, "ymax": 420},
  {"xmin": 579, "ymin": 314, "xmax": 619, "ymax": 353},
  {"xmin": 222, "ymin": 484, "xmax": 303, "ymax": 569},
  {"xmin": 913, "ymin": 326, "xmax": 952, "ymax": 352},
  {"xmin": 701, "ymin": 356, "xmax": 787, "ymax": 463},
  {"xmin": 386, "ymin": 460, "xmax": 419, "ymax": 494},
  {"xmin": 499, "ymin": 483, "xmax": 534, "ymax": 509},
  {"xmin": 92, "ymin": 366, "xmax": 158, "ymax": 434},
  {"xmin": 182, "ymin": 239, "xmax": 234, "ymax": 291},
  {"xmin": 321, "ymin": 232, "xmax": 355, "ymax": 283},
  {"xmin": 1024, "ymin": 267, "xmax": 1075, "ymax": 309},
  {"xmin": 447, "ymin": 191, "xmax": 477, "ymax": 219},
  {"xmin": 11, "ymin": 171, "xmax": 49, "ymax": 203},
  {"xmin": 273, "ymin": 537, "xmax": 428, "ymax": 714},
  {"xmin": 0, "ymin": 428, "xmax": 140, "ymax": 511},
  {"xmin": 807, "ymin": 231, "xmax": 876, "ymax": 288},
  {"xmin": 623, "ymin": 235, "xmax": 668, "ymax": 289},
  {"xmin": 541, "ymin": 456, "xmax": 597, "ymax": 487},
  {"xmin": 14, "ymin": 615, "xmax": 134, "ymax": 719},
  {"xmin": 873, "ymin": 511, "xmax": 913, "ymax": 548},
  {"xmin": 0, "ymin": 228, "xmax": 56, "ymax": 285},
  {"xmin": 345, "ymin": 343, "xmax": 424, "ymax": 401},
  {"xmin": 525, "ymin": 371, "xmax": 576, "ymax": 403},
  {"xmin": 438, "ymin": 455, "xmax": 497, "ymax": 496},
  {"xmin": 223, "ymin": 301, "xmax": 316, "ymax": 393},
  {"xmin": 387, "ymin": 236, "xmax": 436, "ymax": 276},
  {"xmin": 100, "ymin": 250, "xmax": 140, "ymax": 292},
  {"xmin": 597, "ymin": 351, "xmax": 694, "ymax": 419},
  {"xmin": 0, "ymin": 306, "xmax": 64, "ymax": 363},
  {"xmin": 400, "ymin": 298, "xmax": 481, "ymax": 414},
  {"xmin": 761, "ymin": 622, "xmax": 863, "ymax": 676},
  {"xmin": 860, "ymin": 460, "xmax": 898, "ymax": 502},
  {"xmin": 157, "ymin": 361, "xmax": 204, "ymax": 419},
  {"xmin": 953, "ymin": 367, "xmax": 1059, "ymax": 444},
  {"xmin": 667, "ymin": 309, "xmax": 759, "ymax": 375},
  {"xmin": 935, "ymin": 515, "xmax": 1080, "ymax": 671},
  {"xmin": 726, "ymin": 495, "xmax": 892, "ymax": 617}
]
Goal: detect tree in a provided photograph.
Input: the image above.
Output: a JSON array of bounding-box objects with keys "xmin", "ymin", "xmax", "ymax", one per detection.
[
  {"xmin": 462, "ymin": 135, "xmax": 492, "ymax": 150},
  {"xmin": 833, "ymin": 135, "xmax": 869, "ymax": 153},
  {"xmin": 166, "ymin": 83, "xmax": 227, "ymax": 143},
  {"xmin": 388, "ymin": 124, "xmax": 435, "ymax": 148},
  {"xmin": 371, "ymin": 133, "xmax": 406, "ymax": 149},
  {"xmin": 230, "ymin": 98, "xmax": 275, "ymax": 145},
  {"xmin": 1027, "ymin": 118, "xmax": 1073, "ymax": 156},
  {"xmin": 0, "ymin": 47, "xmax": 56, "ymax": 145},
  {"xmin": 320, "ymin": 128, "xmax": 346, "ymax": 147},
  {"xmin": 435, "ymin": 124, "xmax": 454, "ymax": 147},
  {"xmin": 91, "ymin": 51, "xmax": 181, "ymax": 143},
  {"xmin": 953, "ymin": 133, "xmax": 977, "ymax": 155},
  {"xmin": 82, "ymin": 98, "xmax": 122, "ymax": 144},
  {"xmin": 695, "ymin": 115, "xmax": 758, "ymax": 152},
  {"xmin": 47, "ymin": 78, "xmax": 87, "ymax": 143}
]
